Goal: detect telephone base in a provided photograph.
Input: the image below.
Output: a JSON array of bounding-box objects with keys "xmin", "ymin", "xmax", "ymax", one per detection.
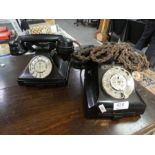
[
  {"xmin": 84, "ymin": 65, "xmax": 146, "ymax": 119},
  {"xmin": 18, "ymin": 59, "xmax": 70, "ymax": 87}
]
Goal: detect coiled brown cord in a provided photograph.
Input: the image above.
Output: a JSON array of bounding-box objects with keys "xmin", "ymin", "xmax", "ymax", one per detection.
[{"xmin": 72, "ymin": 41, "xmax": 149, "ymax": 71}]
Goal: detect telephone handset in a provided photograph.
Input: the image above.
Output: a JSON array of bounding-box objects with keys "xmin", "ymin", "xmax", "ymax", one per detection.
[
  {"xmin": 9, "ymin": 34, "xmax": 74, "ymax": 60},
  {"xmin": 9, "ymin": 34, "xmax": 74, "ymax": 86},
  {"xmin": 71, "ymin": 46, "xmax": 146, "ymax": 119}
]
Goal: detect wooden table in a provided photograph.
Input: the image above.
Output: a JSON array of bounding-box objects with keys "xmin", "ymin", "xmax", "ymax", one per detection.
[{"xmin": 0, "ymin": 55, "xmax": 155, "ymax": 135}]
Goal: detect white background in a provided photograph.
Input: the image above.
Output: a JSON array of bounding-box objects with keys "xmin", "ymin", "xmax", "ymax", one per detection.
[
  {"xmin": 0, "ymin": 0, "xmax": 154, "ymax": 155},
  {"xmin": 0, "ymin": 0, "xmax": 154, "ymax": 19}
]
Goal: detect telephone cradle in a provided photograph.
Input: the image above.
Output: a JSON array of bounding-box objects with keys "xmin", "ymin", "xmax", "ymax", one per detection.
[{"xmin": 9, "ymin": 34, "xmax": 74, "ymax": 86}]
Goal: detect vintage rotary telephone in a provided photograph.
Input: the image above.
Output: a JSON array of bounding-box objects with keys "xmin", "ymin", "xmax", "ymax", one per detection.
[
  {"xmin": 9, "ymin": 34, "xmax": 74, "ymax": 86},
  {"xmin": 71, "ymin": 46, "xmax": 146, "ymax": 119}
]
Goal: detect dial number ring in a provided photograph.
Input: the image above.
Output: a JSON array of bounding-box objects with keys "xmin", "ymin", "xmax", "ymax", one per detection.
[
  {"xmin": 102, "ymin": 66, "xmax": 134, "ymax": 99},
  {"xmin": 29, "ymin": 55, "xmax": 52, "ymax": 79}
]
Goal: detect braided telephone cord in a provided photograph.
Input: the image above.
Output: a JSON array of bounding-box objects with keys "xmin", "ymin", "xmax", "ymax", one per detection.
[{"xmin": 72, "ymin": 41, "xmax": 149, "ymax": 71}]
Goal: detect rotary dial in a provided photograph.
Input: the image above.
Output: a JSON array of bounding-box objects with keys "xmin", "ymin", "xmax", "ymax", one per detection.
[
  {"xmin": 102, "ymin": 66, "xmax": 134, "ymax": 99},
  {"xmin": 29, "ymin": 55, "xmax": 52, "ymax": 79}
]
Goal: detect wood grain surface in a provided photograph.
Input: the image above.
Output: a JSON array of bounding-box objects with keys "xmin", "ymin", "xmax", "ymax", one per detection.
[{"xmin": 0, "ymin": 55, "xmax": 155, "ymax": 135}]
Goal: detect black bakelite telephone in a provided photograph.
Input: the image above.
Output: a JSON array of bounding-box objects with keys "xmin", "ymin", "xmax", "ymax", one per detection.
[
  {"xmin": 9, "ymin": 34, "xmax": 74, "ymax": 86},
  {"xmin": 9, "ymin": 34, "xmax": 146, "ymax": 119},
  {"xmin": 71, "ymin": 47, "xmax": 146, "ymax": 119}
]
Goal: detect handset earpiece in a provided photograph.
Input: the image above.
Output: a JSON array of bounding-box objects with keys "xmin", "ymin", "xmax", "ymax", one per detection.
[
  {"xmin": 56, "ymin": 36, "xmax": 74, "ymax": 60},
  {"xmin": 9, "ymin": 38, "xmax": 27, "ymax": 56}
]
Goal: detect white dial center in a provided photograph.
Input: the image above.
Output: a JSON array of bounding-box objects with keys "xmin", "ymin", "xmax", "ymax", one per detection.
[
  {"xmin": 110, "ymin": 74, "xmax": 127, "ymax": 91},
  {"xmin": 34, "ymin": 61, "xmax": 46, "ymax": 73}
]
